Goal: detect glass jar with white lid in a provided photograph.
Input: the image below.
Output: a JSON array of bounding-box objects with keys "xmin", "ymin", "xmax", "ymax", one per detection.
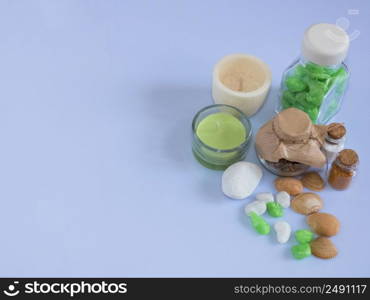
[{"xmin": 277, "ymin": 23, "xmax": 350, "ymax": 124}]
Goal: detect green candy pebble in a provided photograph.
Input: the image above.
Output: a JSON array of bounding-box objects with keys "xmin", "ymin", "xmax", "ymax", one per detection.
[
  {"xmin": 282, "ymin": 101, "xmax": 291, "ymax": 109},
  {"xmin": 307, "ymin": 77, "xmax": 326, "ymax": 91},
  {"xmin": 322, "ymin": 78, "xmax": 331, "ymax": 92},
  {"xmin": 295, "ymin": 230, "xmax": 314, "ymax": 244},
  {"xmin": 295, "ymin": 92, "xmax": 306, "ymax": 104},
  {"xmin": 285, "ymin": 77, "xmax": 307, "ymax": 92},
  {"xmin": 266, "ymin": 202, "xmax": 284, "ymax": 218},
  {"xmin": 249, "ymin": 212, "xmax": 270, "ymax": 235},
  {"xmin": 294, "ymin": 65, "xmax": 307, "ymax": 77},
  {"xmin": 306, "ymin": 62, "xmax": 325, "ymax": 74},
  {"xmin": 282, "ymin": 90, "xmax": 296, "ymax": 104},
  {"xmin": 310, "ymin": 72, "xmax": 331, "ymax": 80},
  {"xmin": 293, "ymin": 103, "xmax": 306, "ymax": 112},
  {"xmin": 301, "ymin": 99, "xmax": 315, "ymax": 111},
  {"xmin": 323, "ymin": 66, "xmax": 338, "ymax": 76},
  {"xmin": 291, "ymin": 243, "xmax": 311, "ymax": 260},
  {"xmin": 306, "ymin": 92, "xmax": 323, "ymax": 106},
  {"xmin": 307, "ymin": 107, "xmax": 319, "ymax": 122},
  {"xmin": 333, "ymin": 66, "xmax": 346, "ymax": 78}
]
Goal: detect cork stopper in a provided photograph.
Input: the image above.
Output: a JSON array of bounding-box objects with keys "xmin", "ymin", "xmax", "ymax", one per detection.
[
  {"xmin": 338, "ymin": 149, "xmax": 359, "ymax": 167},
  {"xmin": 327, "ymin": 123, "xmax": 346, "ymax": 139},
  {"xmin": 272, "ymin": 108, "xmax": 312, "ymax": 143}
]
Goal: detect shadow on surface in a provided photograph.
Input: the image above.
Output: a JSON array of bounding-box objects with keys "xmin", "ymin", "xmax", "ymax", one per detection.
[{"xmin": 144, "ymin": 85, "xmax": 211, "ymax": 167}]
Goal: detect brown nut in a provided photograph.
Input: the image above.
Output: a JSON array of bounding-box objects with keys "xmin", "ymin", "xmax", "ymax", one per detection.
[
  {"xmin": 291, "ymin": 192, "xmax": 323, "ymax": 215},
  {"xmin": 301, "ymin": 172, "xmax": 325, "ymax": 191},
  {"xmin": 307, "ymin": 213, "xmax": 340, "ymax": 237},
  {"xmin": 311, "ymin": 237, "xmax": 338, "ymax": 259},
  {"xmin": 274, "ymin": 177, "xmax": 303, "ymax": 196}
]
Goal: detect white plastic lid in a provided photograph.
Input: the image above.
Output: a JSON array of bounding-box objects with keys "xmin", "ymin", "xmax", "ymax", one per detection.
[{"xmin": 301, "ymin": 23, "xmax": 349, "ymax": 66}]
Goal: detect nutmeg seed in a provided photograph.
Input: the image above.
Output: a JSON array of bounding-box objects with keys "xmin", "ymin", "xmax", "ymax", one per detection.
[
  {"xmin": 307, "ymin": 212, "xmax": 340, "ymax": 237},
  {"xmin": 274, "ymin": 177, "xmax": 303, "ymax": 196},
  {"xmin": 301, "ymin": 172, "xmax": 325, "ymax": 191},
  {"xmin": 310, "ymin": 237, "xmax": 338, "ymax": 259},
  {"xmin": 291, "ymin": 192, "xmax": 323, "ymax": 215}
]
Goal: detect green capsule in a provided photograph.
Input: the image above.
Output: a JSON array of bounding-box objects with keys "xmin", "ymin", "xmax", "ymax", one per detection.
[
  {"xmin": 285, "ymin": 77, "xmax": 307, "ymax": 92},
  {"xmin": 295, "ymin": 230, "xmax": 314, "ymax": 244},
  {"xmin": 266, "ymin": 202, "xmax": 284, "ymax": 218},
  {"xmin": 248, "ymin": 212, "xmax": 270, "ymax": 235},
  {"xmin": 291, "ymin": 243, "xmax": 311, "ymax": 259}
]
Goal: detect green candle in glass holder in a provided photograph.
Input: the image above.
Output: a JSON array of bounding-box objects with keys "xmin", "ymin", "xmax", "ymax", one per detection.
[
  {"xmin": 192, "ymin": 104, "xmax": 252, "ymax": 170},
  {"xmin": 196, "ymin": 112, "xmax": 246, "ymax": 149}
]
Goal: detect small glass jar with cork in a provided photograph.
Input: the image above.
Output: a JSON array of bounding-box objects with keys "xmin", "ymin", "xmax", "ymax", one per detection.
[
  {"xmin": 323, "ymin": 123, "xmax": 346, "ymax": 167},
  {"xmin": 328, "ymin": 149, "xmax": 359, "ymax": 190}
]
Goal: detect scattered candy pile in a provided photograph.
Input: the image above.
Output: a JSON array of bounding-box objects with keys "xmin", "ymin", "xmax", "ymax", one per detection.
[{"xmin": 222, "ymin": 163, "xmax": 341, "ymax": 260}]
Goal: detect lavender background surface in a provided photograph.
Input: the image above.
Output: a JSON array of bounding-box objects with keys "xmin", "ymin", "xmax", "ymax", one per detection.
[{"xmin": 0, "ymin": 0, "xmax": 369, "ymax": 277}]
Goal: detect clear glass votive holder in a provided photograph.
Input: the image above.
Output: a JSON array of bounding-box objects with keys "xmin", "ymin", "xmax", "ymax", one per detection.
[{"xmin": 191, "ymin": 104, "xmax": 252, "ymax": 170}]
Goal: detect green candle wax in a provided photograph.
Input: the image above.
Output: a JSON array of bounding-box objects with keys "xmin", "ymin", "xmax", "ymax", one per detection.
[
  {"xmin": 196, "ymin": 112, "xmax": 246, "ymax": 150},
  {"xmin": 192, "ymin": 105, "xmax": 251, "ymax": 170}
]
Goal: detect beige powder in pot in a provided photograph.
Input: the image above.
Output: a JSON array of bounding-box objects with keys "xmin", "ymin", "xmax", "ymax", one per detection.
[{"xmin": 220, "ymin": 59, "xmax": 266, "ymax": 92}]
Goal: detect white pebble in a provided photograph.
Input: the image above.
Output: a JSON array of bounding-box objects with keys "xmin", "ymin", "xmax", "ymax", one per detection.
[
  {"xmin": 274, "ymin": 221, "xmax": 291, "ymax": 244},
  {"xmin": 244, "ymin": 201, "xmax": 266, "ymax": 216},
  {"xmin": 222, "ymin": 162, "xmax": 263, "ymax": 200},
  {"xmin": 255, "ymin": 192, "xmax": 274, "ymax": 203},
  {"xmin": 276, "ymin": 191, "xmax": 291, "ymax": 208}
]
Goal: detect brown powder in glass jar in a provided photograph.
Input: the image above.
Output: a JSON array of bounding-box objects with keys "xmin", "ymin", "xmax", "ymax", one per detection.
[
  {"xmin": 328, "ymin": 149, "xmax": 359, "ymax": 190},
  {"xmin": 266, "ymin": 159, "xmax": 309, "ymax": 174}
]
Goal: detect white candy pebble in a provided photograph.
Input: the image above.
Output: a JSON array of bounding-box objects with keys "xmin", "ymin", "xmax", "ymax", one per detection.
[
  {"xmin": 276, "ymin": 191, "xmax": 291, "ymax": 208},
  {"xmin": 244, "ymin": 201, "xmax": 267, "ymax": 216},
  {"xmin": 255, "ymin": 192, "xmax": 274, "ymax": 203},
  {"xmin": 274, "ymin": 221, "xmax": 291, "ymax": 244},
  {"xmin": 222, "ymin": 162, "xmax": 263, "ymax": 200}
]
